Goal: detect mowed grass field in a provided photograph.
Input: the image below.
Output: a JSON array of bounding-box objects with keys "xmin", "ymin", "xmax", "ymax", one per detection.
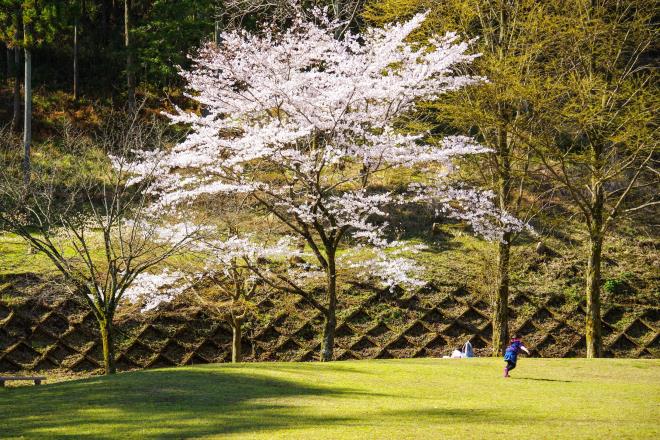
[{"xmin": 1, "ymin": 358, "xmax": 658, "ymax": 439}]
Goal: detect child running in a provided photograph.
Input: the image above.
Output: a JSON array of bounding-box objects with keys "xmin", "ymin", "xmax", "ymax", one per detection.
[{"xmin": 503, "ymin": 334, "xmax": 530, "ymax": 378}]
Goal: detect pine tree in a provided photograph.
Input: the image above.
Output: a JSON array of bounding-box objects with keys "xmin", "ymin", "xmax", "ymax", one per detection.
[{"xmin": 0, "ymin": 1, "xmax": 22, "ymax": 131}]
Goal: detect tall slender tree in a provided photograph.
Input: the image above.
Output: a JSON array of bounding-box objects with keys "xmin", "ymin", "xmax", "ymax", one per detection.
[
  {"xmin": 72, "ymin": 0, "xmax": 81, "ymax": 100},
  {"xmin": 2, "ymin": 43, "xmax": 7, "ymax": 83},
  {"xmin": 527, "ymin": 0, "xmax": 658, "ymax": 357},
  {"xmin": 22, "ymin": 18, "xmax": 32, "ymax": 185},
  {"xmin": 10, "ymin": 1, "xmax": 56, "ymax": 184},
  {"xmin": 124, "ymin": 0, "xmax": 135, "ymax": 111},
  {"xmin": 11, "ymin": 18, "xmax": 19, "ymax": 130},
  {"xmin": 1, "ymin": 42, "xmax": 5, "ymax": 82}
]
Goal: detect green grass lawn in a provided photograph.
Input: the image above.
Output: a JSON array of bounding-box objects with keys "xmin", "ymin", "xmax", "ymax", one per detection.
[{"xmin": 1, "ymin": 358, "xmax": 659, "ymax": 439}]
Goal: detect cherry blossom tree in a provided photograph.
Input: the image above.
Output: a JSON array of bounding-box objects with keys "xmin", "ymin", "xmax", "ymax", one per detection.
[
  {"xmin": 126, "ymin": 233, "xmax": 287, "ymax": 363},
  {"xmin": 129, "ymin": 10, "xmax": 525, "ymax": 361}
]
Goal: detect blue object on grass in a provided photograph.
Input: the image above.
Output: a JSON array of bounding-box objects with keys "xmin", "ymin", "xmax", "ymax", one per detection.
[{"xmin": 462, "ymin": 341, "xmax": 474, "ymax": 358}]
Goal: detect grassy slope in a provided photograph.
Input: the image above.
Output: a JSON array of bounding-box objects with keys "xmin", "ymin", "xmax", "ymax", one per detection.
[
  {"xmin": 2, "ymin": 221, "xmax": 657, "ymax": 299},
  {"xmin": 0, "ymin": 234, "xmax": 62, "ymax": 277},
  {"xmin": 2, "ymin": 359, "xmax": 659, "ymax": 439}
]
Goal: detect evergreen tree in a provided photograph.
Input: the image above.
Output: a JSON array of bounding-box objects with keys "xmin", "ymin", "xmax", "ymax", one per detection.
[
  {"xmin": 133, "ymin": 0, "xmax": 215, "ymax": 89},
  {"xmin": 0, "ymin": 1, "xmax": 22, "ymax": 131}
]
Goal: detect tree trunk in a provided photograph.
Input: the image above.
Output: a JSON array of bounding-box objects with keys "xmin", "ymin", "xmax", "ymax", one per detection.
[
  {"xmin": 584, "ymin": 140, "xmax": 605, "ymax": 358},
  {"xmin": 22, "ymin": 48, "xmax": 31, "ymax": 186},
  {"xmin": 321, "ymin": 310, "xmax": 336, "ymax": 362},
  {"xmin": 124, "ymin": 0, "xmax": 135, "ymax": 111},
  {"xmin": 4, "ymin": 46, "xmax": 8, "ymax": 84},
  {"xmin": 230, "ymin": 317, "xmax": 242, "ymax": 363},
  {"xmin": 12, "ymin": 46, "xmax": 20, "ymax": 131},
  {"xmin": 585, "ymin": 231, "xmax": 603, "ymax": 358},
  {"xmin": 99, "ymin": 318, "xmax": 116, "ymax": 375},
  {"xmin": 492, "ymin": 231, "xmax": 511, "ymax": 355},
  {"xmin": 320, "ymin": 255, "xmax": 337, "ymax": 362},
  {"xmin": 492, "ymin": 126, "xmax": 512, "ymax": 356},
  {"xmin": 585, "ymin": 178, "xmax": 604, "ymax": 358},
  {"xmin": 73, "ymin": 16, "xmax": 79, "ymax": 100}
]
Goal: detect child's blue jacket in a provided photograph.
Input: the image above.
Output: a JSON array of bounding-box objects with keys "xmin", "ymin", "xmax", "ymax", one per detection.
[{"xmin": 504, "ymin": 340, "xmax": 524, "ymax": 362}]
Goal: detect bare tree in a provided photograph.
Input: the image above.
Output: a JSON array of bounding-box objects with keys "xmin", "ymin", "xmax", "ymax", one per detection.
[
  {"xmin": 0, "ymin": 113, "xmax": 198, "ymax": 374},
  {"xmin": 188, "ymin": 255, "xmax": 267, "ymax": 364}
]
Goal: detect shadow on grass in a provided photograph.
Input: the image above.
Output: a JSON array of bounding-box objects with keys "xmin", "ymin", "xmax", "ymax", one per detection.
[
  {"xmin": 1, "ymin": 367, "xmax": 361, "ymax": 439},
  {"xmin": 264, "ymin": 362, "xmax": 375, "ymax": 375},
  {"xmin": 512, "ymin": 377, "xmax": 575, "ymax": 383},
  {"xmin": 377, "ymin": 408, "xmax": 533, "ymax": 425}
]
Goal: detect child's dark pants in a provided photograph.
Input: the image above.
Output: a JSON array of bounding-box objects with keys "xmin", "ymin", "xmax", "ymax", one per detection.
[{"xmin": 506, "ymin": 360, "xmax": 516, "ymax": 371}]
